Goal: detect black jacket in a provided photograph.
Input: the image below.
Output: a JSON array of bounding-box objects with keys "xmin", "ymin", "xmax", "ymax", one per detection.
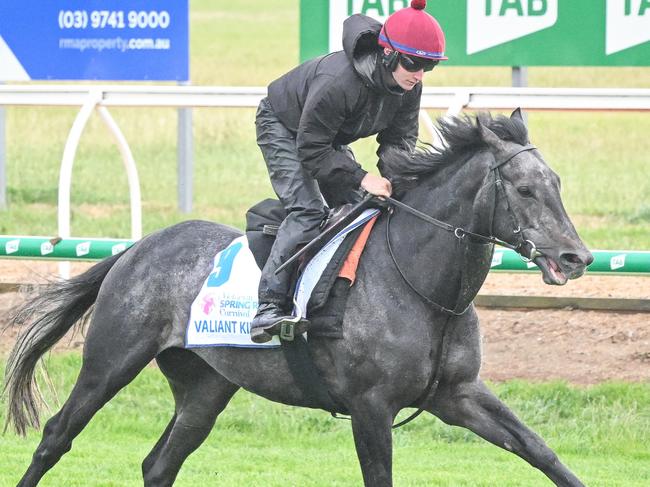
[{"xmin": 267, "ymin": 14, "xmax": 421, "ymax": 196}]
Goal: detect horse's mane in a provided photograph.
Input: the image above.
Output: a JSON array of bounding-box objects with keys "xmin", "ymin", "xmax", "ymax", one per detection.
[{"xmin": 381, "ymin": 113, "xmax": 529, "ymax": 192}]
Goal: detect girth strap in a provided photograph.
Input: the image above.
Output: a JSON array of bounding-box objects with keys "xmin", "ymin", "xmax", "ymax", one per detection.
[{"xmin": 281, "ymin": 336, "xmax": 348, "ymax": 415}]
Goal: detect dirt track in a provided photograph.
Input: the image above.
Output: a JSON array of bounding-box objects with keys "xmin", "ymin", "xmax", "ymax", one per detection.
[{"xmin": 1, "ymin": 260, "xmax": 649, "ymax": 385}]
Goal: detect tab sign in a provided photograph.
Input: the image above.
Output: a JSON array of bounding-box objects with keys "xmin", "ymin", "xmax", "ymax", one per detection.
[
  {"xmin": 467, "ymin": 0, "xmax": 558, "ymax": 55},
  {"xmin": 606, "ymin": 0, "xmax": 650, "ymax": 55}
]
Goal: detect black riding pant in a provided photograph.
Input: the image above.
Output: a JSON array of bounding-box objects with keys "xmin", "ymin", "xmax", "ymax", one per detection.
[{"xmin": 255, "ymin": 98, "xmax": 328, "ymax": 306}]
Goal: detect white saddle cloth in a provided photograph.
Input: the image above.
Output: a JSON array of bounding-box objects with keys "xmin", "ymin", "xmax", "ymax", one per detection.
[{"xmin": 185, "ymin": 209, "xmax": 379, "ymax": 348}]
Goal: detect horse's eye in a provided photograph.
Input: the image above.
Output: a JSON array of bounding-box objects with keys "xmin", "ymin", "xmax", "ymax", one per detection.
[{"xmin": 517, "ymin": 186, "xmax": 533, "ymax": 197}]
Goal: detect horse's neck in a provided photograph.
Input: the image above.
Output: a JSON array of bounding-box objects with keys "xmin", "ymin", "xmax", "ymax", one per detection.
[
  {"xmin": 406, "ymin": 152, "xmax": 493, "ymax": 233},
  {"xmin": 388, "ymin": 153, "xmax": 494, "ymax": 310}
]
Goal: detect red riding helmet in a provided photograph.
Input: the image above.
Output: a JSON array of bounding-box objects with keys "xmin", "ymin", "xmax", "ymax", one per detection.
[{"xmin": 378, "ymin": 0, "xmax": 448, "ymax": 61}]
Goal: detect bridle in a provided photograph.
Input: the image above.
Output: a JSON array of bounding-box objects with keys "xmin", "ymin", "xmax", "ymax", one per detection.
[
  {"xmin": 489, "ymin": 143, "xmax": 543, "ymax": 263},
  {"xmin": 387, "ymin": 144, "xmax": 541, "ymax": 261},
  {"xmin": 385, "ymin": 143, "xmax": 541, "ymax": 316},
  {"xmin": 385, "ymin": 143, "xmax": 541, "ymax": 429}
]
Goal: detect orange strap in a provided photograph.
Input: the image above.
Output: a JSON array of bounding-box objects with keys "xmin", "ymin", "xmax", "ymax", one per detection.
[{"xmin": 338, "ymin": 216, "xmax": 378, "ymax": 285}]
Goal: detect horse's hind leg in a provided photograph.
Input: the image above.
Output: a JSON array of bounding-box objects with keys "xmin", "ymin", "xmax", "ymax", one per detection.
[
  {"xmin": 142, "ymin": 348, "xmax": 239, "ymax": 486},
  {"xmin": 16, "ymin": 323, "xmax": 157, "ymax": 487},
  {"xmin": 427, "ymin": 379, "xmax": 585, "ymax": 487}
]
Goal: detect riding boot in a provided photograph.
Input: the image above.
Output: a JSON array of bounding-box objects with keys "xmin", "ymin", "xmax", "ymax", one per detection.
[{"xmin": 250, "ymin": 263, "xmax": 310, "ymax": 343}]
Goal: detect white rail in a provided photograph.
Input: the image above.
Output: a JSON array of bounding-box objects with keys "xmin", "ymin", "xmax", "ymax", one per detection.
[
  {"xmin": 1, "ymin": 85, "xmax": 650, "ymax": 110},
  {"xmin": 1, "ymin": 84, "xmax": 649, "ymax": 276}
]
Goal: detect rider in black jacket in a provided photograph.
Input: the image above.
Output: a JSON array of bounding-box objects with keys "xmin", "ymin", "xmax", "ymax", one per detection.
[{"xmin": 251, "ymin": 0, "xmax": 447, "ymax": 343}]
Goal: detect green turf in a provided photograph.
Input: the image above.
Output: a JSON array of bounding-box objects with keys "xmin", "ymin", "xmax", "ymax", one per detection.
[
  {"xmin": 1, "ymin": 1, "xmax": 649, "ymax": 249},
  {"xmin": 0, "ymin": 354, "xmax": 648, "ymax": 486}
]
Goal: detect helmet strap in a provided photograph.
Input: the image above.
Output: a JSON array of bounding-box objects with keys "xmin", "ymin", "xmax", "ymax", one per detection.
[
  {"xmin": 381, "ymin": 25, "xmax": 400, "ymax": 71},
  {"xmin": 382, "ymin": 49, "xmax": 399, "ymax": 72}
]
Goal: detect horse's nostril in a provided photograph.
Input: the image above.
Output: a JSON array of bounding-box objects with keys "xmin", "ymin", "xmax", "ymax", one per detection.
[
  {"xmin": 561, "ymin": 252, "xmax": 593, "ymax": 266},
  {"xmin": 561, "ymin": 253, "xmax": 583, "ymax": 265}
]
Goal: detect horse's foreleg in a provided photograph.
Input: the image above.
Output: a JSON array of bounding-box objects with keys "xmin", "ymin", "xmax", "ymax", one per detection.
[
  {"xmin": 427, "ymin": 379, "xmax": 584, "ymax": 487},
  {"xmin": 349, "ymin": 400, "xmax": 395, "ymax": 487},
  {"xmin": 141, "ymin": 348, "xmax": 239, "ymax": 487}
]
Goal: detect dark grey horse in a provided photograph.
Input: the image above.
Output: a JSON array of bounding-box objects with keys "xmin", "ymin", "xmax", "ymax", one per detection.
[{"xmin": 4, "ymin": 110, "xmax": 593, "ymax": 486}]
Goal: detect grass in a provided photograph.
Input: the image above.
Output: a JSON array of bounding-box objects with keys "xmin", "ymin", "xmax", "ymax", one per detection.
[
  {"xmin": 0, "ymin": 354, "xmax": 648, "ymax": 486},
  {"xmin": 0, "ymin": 1, "xmax": 649, "ymax": 249}
]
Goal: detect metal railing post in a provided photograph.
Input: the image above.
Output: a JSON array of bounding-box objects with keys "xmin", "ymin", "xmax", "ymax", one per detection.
[
  {"xmin": 512, "ymin": 66, "xmax": 529, "ymax": 124},
  {"xmin": 177, "ymin": 81, "xmax": 193, "ymax": 213}
]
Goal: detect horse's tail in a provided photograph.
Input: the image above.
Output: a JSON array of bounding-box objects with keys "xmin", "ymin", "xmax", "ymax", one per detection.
[{"xmin": 3, "ymin": 251, "xmax": 124, "ymax": 436}]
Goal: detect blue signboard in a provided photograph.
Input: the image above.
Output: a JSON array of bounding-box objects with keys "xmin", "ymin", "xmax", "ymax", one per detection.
[{"xmin": 0, "ymin": 0, "xmax": 188, "ymax": 81}]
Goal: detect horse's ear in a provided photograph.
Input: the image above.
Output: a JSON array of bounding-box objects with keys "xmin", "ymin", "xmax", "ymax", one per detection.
[
  {"xmin": 477, "ymin": 116, "xmax": 507, "ymax": 152},
  {"xmin": 511, "ymin": 107, "xmax": 524, "ymax": 122},
  {"xmin": 510, "ymin": 108, "xmax": 531, "ymax": 142}
]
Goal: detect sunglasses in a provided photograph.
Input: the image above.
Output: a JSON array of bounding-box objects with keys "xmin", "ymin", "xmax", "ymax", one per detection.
[{"xmin": 399, "ymin": 54, "xmax": 439, "ymax": 72}]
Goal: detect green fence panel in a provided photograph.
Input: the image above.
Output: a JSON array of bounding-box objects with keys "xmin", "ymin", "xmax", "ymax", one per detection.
[
  {"xmin": 492, "ymin": 248, "xmax": 650, "ymax": 274},
  {"xmin": 2, "ymin": 236, "xmax": 648, "ymax": 274},
  {"xmin": 0, "ymin": 236, "xmax": 134, "ymax": 261}
]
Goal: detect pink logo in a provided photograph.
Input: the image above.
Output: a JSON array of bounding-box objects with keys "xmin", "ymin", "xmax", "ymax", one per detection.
[{"xmin": 202, "ymin": 295, "xmax": 216, "ymax": 315}]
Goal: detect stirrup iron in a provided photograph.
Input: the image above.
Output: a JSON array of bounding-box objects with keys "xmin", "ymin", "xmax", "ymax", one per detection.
[{"xmin": 280, "ymin": 321, "xmax": 296, "ymax": 341}]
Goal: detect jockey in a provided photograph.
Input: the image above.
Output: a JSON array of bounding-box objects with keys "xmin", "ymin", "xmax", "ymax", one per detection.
[{"xmin": 250, "ymin": 0, "xmax": 447, "ymax": 343}]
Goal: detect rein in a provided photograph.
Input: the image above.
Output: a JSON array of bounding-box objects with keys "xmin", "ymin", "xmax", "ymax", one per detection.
[
  {"xmin": 385, "ymin": 196, "xmax": 519, "ymax": 251},
  {"xmin": 385, "ymin": 143, "xmax": 538, "ymax": 429}
]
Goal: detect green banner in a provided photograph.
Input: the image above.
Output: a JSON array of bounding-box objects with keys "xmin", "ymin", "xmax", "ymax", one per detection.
[{"xmin": 301, "ymin": 0, "xmax": 650, "ymax": 66}]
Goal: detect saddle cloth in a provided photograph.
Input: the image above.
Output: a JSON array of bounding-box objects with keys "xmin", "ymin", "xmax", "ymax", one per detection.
[{"xmin": 185, "ymin": 208, "xmax": 380, "ymax": 348}]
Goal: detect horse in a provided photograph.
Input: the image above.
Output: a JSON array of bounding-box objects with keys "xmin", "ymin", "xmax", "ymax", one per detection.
[{"xmin": 4, "ymin": 109, "xmax": 594, "ymax": 486}]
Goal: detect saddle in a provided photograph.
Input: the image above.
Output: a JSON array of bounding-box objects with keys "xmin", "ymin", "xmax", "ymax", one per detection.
[
  {"xmin": 245, "ymin": 198, "xmax": 377, "ymax": 337},
  {"xmin": 245, "ymin": 198, "xmax": 382, "ymax": 416}
]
